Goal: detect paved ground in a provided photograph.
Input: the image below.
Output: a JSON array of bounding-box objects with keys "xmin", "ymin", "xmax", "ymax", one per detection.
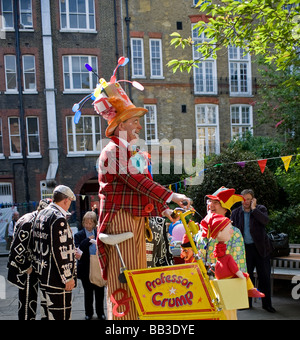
[{"xmin": 0, "ymin": 255, "xmax": 299, "ymax": 321}]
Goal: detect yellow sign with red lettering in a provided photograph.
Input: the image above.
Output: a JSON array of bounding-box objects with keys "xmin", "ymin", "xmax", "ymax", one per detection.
[{"xmin": 125, "ymin": 263, "xmax": 225, "ymax": 320}]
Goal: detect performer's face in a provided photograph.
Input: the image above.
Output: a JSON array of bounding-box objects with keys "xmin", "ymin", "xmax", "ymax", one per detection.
[{"xmin": 119, "ymin": 117, "xmax": 142, "ymax": 142}]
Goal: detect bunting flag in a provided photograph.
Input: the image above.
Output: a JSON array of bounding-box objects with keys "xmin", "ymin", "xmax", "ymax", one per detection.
[
  {"xmin": 164, "ymin": 154, "xmax": 298, "ymax": 191},
  {"xmin": 281, "ymin": 156, "xmax": 292, "ymax": 172},
  {"xmin": 257, "ymin": 159, "xmax": 268, "ymax": 173}
]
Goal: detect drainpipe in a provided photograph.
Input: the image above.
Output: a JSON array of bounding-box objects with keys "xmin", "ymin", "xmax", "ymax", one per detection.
[
  {"xmin": 40, "ymin": 0, "xmax": 58, "ymax": 183},
  {"xmin": 125, "ymin": 0, "xmax": 132, "ymax": 100},
  {"xmin": 114, "ymin": 0, "xmax": 120, "ymax": 70},
  {"xmin": 13, "ymin": 0, "xmax": 30, "ymax": 207}
]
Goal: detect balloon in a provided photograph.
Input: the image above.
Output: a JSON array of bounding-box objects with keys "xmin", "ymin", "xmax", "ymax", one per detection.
[
  {"xmin": 85, "ymin": 63, "xmax": 93, "ymax": 72},
  {"xmin": 72, "ymin": 103, "xmax": 79, "ymax": 112},
  {"xmin": 74, "ymin": 110, "xmax": 81, "ymax": 124},
  {"xmin": 171, "ymin": 223, "xmax": 186, "ymax": 242},
  {"xmin": 121, "ymin": 57, "xmax": 129, "ymax": 66},
  {"xmin": 132, "ymin": 81, "xmax": 144, "ymax": 91}
]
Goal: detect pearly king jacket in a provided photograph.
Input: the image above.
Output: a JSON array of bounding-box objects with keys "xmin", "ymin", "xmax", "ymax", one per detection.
[
  {"xmin": 7, "ymin": 211, "xmax": 38, "ymax": 289},
  {"xmin": 97, "ymin": 136, "xmax": 172, "ymax": 279},
  {"xmin": 32, "ymin": 204, "xmax": 76, "ymax": 289}
]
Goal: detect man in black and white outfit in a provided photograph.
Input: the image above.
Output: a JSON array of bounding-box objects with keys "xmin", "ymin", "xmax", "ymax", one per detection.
[
  {"xmin": 32, "ymin": 185, "xmax": 77, "ymax": 320},
  {"xmin": 7, "ymin": 199, "xmax": 50, "ymax": 320}
]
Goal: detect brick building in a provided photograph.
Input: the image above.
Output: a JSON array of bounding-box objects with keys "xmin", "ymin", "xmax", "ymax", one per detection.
[{"xmin": 0, "ymin": 0, "xmax": 269, "ymax": 224}]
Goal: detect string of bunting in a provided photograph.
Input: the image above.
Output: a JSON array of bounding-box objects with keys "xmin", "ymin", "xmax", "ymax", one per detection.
[{"xmin": 165, "ymin": 154, "xmax": 298, "ymax": 192}]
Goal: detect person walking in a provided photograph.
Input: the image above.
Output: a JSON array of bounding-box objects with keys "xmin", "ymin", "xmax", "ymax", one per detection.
[
  {"xmin": 75, "ymin": 211, "xmax": 105, "ymax": 320},
  {"xmin": 231, "ymin": 189, "xmax": 275, "ymax": 313},
  {"xmin": 32, "ymin": 185, "xmax": 77, "ymax": 320},
  {"xmin": 7, "ymin": 200, "xmax": 50, "ymax": 320}
]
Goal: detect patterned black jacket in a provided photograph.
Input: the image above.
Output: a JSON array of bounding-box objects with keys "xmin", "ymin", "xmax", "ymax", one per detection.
[
  {"xmin": 7, "ymin": 211, "xmax": 38, "ymax": 289},
  {"xmin": 32, "ymin": 204, "xmax": 76, "ymax": 289}
]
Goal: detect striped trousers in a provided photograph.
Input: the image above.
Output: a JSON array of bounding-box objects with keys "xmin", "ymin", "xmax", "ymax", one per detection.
[{"xmin": 105, "ymin": 210, "xmax": 146, "ymax": 320}]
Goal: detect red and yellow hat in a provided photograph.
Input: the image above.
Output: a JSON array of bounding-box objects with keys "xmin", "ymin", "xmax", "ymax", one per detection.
[
  {"xmin": 200, "ymin": 213, "xmax": 231, "ymax": 239},
  {"xmin": 206, "ymin": 186, "xmax": 244, "ymax": 211}
]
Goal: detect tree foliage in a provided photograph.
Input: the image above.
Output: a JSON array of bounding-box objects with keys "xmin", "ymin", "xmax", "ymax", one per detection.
[
  {"xmin": 256, "ymin": 62, "xmax": 300, "ymax": 151},
  {"xmin": 168, "ymin": 0, "xmax": 300, "ymax": 74}
]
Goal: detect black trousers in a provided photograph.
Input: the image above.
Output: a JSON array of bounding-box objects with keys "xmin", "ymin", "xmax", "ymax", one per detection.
[
  {"xmin": 81, "ymin": 277, "xmax": 105, "ymax": 318},
  {"xmin": 40, "ymin": 285, "xmax": 72, "ymax": 320},
  {"xmin": 245, "ymin": 243, "xmax": 272, "ymax": 308},
  {"xmin": 18, "ymin": 272, "xmax": 38, "ymax": 320}
]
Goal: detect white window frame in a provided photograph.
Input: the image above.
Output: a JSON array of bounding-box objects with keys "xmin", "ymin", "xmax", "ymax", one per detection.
[
  {"xmin": 4, "ymin": 55, "xmax": 17, "ymax": 92},
  {"xmin": 149, "ymin": 39, "xmax": 163, "ymax": 79},
  {"xmin": 22, "ymin": 55, "xmax": 36, "ymax": 92},
  {"xmin": 0, "ymin": 183, "xmax": 13, "ymax": 204},
  {"xmin": 63, "ymin": 55, "xmax": 98, "ymax": 93},
  {"xmin": 228, "ymin": 46, "xmax": 252, "ymax": 96},
  {"xmin": 0, "ymin": 118, "xmax": 3, "ymax": 158},
  {"xmin": 26, "ymin": 116, "xmax": 40, "ymax": 156},
  {"xmin": 195, "ymin": 104, "xmax": 220, "ymax": 156},
  {"xmin": 66, "ymin": 115, "xmax": 102, "ymax": 155},
  {"xmin": 192, "ymin": 24, "xmax": 217, "ymax": 95},
  {"xmin": 8, "ymin": 117, "xmax": 22, "ymax": 157},
  {"xmin": 230, "ymin": 104, "xmax": 253, "ymax": 139},
  {"xmin": 131, "ymin": 38, "xmax": 145, "ymax": 78},
  {"xmin": 19, "ymin": 0, "xmax": 33, "ymax": 29},
  {"xmin": 144, "ymin": 105, "xmax": 159, "ymax": 144},
  {"xmin": 60, "ymin": 0, "xmax": 96, "ymax": 32},
  {"xmin": 1, "ymin": 0, "xmax": 33, "ymax": 30}
]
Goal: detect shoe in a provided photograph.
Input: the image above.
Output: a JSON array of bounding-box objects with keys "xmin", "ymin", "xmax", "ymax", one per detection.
[
  {"xmin": 263, "ymin": 306, "xmax": 276, "ymax": 313},
  {"xmin": 248, "ymin": 289, "xmax": 265, "ymax": 298},
  {"xmin": 97, "ymin": 314, "xmax": 106, "ymax": 320},
  {"xmin": 85, "ymin": 315, "xmax": 92, "ymax": 320}
]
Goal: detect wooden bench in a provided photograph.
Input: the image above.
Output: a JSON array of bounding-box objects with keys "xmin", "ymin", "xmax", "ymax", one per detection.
[
  {"xmin": 271, "ymin": 244, "xmax": 300, "ymax": 281},
  {"xmin": 254, "ymin": 244, "xmax": 300, "ymax": 295}
]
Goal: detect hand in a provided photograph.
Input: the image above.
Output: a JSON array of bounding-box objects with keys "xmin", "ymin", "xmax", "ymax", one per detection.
[
  {"xmin": 171, "ymin": 193, "xmax": 192, "ymax": 210},
  {"xmin": 251, "ymin": 198, "xmax": 257, "ymax": 210},
  {"xmin": 65, "ymin": 279, "xmax": 75, "ymax": 291},
  {"xmin": 162, "ymin": 209, "xmax": 180, "ymax": 223}
]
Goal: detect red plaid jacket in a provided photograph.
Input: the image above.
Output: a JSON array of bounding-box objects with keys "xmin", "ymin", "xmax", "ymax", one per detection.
[{"xmin": 97, "ymin": 136, "xmax": 172, "ymax": 279}]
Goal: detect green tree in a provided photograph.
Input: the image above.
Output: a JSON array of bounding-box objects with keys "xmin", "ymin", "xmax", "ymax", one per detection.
[
  {"xmin": 256, "ymin": 63, "xmax": 300, "ymax": 151},
  {"xmin": 168, "ymin": 0, "xmax": 300, "ymax": 74}
]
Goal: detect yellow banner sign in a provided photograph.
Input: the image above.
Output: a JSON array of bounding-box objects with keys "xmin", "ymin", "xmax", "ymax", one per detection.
[{"xmin": 125, "ymin": 263, "xmax": 224, "ymax": 320}]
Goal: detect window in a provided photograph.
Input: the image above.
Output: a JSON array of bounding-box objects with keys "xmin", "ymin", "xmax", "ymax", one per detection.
[
  {"xmin": 1, "ymin": 0, "xmax": 14, "ymax": 29},
  {"xmin": 4, "ymin": 55, "xmax": 17, "ymax": 92},
  {"xmin": 20, "ymin": 0, "xmax": 33, "ymax": 29},
  {"xmin": 131, "ymin": 38, "xmax": 145, "ymax": 78},
  {"xmin": 0, "ymin": 119, "xmax": 3, "ymax": 156},
  {"xmin": 231, "ymin": 105, "xmax": 253, "ymax": 139},
  {"xmin": 192, "ymin": 25, "xmax": 217, "ymax": 94},
  {"xmin": 26, "ymin": 117, "xmax": 40, "ymax": 155},
  {"xmin": 60, "ymin": 0, "xmax": 95, "ymax": 31},
  {"xmin": 0, "ymin": 183, "xmax": 13, "ymax": 204},
  {"xmin": 149, "ymin": 39, "xmax": 163, "ymax": 78},
  {"xmin": 63, "ymin": 55, "xmax": 98, "ymax": 92},
  {"xmin": 229, "ymin": 46, "xmax": 251, "ymax": 96},
  {"xmin": 144, "ymin": 105, "xmax": 158, "ymax": 144},
  {"xmin": 1, "ymin": 0, "xmax": 33, "ymax": 29},
  {"xmin": 8, "ymin": 117, "xmax": 21, "ymax": 156},
  {"xmin": 23, "ymin": 55, "xmax": 36, "ymax": 91},
  {"xmin": 193, "ymin": 1, "xmax": 210, "ymax": 6},
  {"xmin": 66, "ymin": 116, "xmax": 101, "ymax": 154},
  {"xmin": 195, "ymin": 104, "xmax": 220, "ymax": 155}
]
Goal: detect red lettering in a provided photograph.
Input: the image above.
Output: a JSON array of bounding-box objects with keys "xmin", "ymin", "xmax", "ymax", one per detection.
[{"xmin": 152, "ymin": 292, "xmax": 163, "ymax": 306}]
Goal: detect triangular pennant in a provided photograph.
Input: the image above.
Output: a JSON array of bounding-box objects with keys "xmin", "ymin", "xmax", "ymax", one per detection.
[
  {"xmin": 236, "ymin": 161, "xmax": 246, "ymax": 168},
  {"xmin": 281, "ymin": 156, "xmax": 292, "ymax": 172},
  {"xmin": 169, "ymin": 184, "xmax": 172, "ymax": 191},
  {"xmin": 258, "ymin": 159, "xmax": 267, "ymax": 173}
]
